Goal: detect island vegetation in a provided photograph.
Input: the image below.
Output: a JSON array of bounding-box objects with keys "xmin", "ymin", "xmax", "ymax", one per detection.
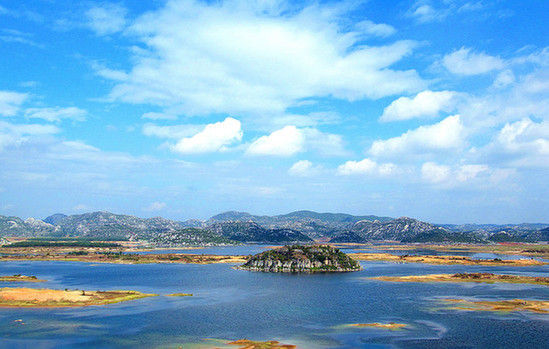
[
  {"xmin": 370, "ymin": 273, "xmax": 549, "ymax": 286},
  {"xmin": 345, "ymin": 322, "xmax": 407, "ymax": 330},
  {"xmin": 226, "ymin": 339, "xmax": 296, "ymax": 349},
  {"xmin": 0, "ymin": 275, "xmax": 45, "ymax": 282},
  {"xmin": 0, "ymin": 288, "xmax": 156, "ymax": 307},
  {"xmin": 441, "ymin": 298, "xmax": 549, "ymax": 314},
  {"xmin": 360, "ymin": 243, "xmax": 549, "ymax": 258},
  {"xmin": 238, "ymin": 245, "xmax": 361, "ymax": 272},
  {"xmin": 349, "ymin": 252, "xmax": 546, "ymax": 266},
  {"xmin": 166, "ymin": 293, "xmax": 193, "ymax": 297}
]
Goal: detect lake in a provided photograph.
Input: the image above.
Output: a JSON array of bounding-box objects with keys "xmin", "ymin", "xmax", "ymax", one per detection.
[{"xmin": 0, "ymin": 245, "xmax": 547, "ymax": 348}]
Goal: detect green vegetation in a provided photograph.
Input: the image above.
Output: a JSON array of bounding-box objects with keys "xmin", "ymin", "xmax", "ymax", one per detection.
[
  {"xmin": 239, "ymin": 245, "xmax": 361, "ymax": 272},
  {"xmin": 4, "ymin": 241, "xmax": 121, "ymax": 248}
]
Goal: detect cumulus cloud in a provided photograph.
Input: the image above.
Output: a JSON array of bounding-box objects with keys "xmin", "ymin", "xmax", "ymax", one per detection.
[
  {"xmin": 85, "ymin": 3, "xmax": 127, "ymax": 36},
  {"xmin": 370, "ymin": 115, "xmax": 465, "ymax": 158},
  {"xmin": 24, "ymin": 107, "xmax": 87, "ymax": 122},
  {"xmin": 247, "ymin": 126, "xmax": 304, "ymax": 156},
  {"xmin": 0, "ymin": 120, "xmax": 59, "ymax": 151},
  {"xmin": 355, "ymin": 20, "xmax": 396, "ymax": 37},
  {"xmin": 0, "ymin": 90, "xmax": 27, "ymax": 116},
  {"xmin": 421, "ymin": 162, "xmax": 450, "ymax": 183},
  {"xmin": 141, "ymin": 112, "xmax": 177, "ymax": 120},
  {"xmin": 337, "ymin": 158, "xmax": 397, "ymax": 176},
  {"xmin": 247, "ymin": 126, "xmax": 346, "ymax": 156},
  {"xmin": 171, "ymin": 117, "xmax": 242, "ymax": 154},
  {"xmin": 142, "ymin": 123, "xmax": 203, "ymax": 139},
  {"xmin": 288, "ymin": 160, "xmax": 320, "ymax": 176},
  {"xmin": 442, "ymin": 47, "xmax": 505, "ymax": 75},
  {"xmin": 422, "ymin": 162, "xmax": 491, "ymax": 185},
  {"xmin": 380, "ymin": 90, "xmax": 457, "ymax": 121},
  {"xmin": 144, "ymin": 201, "xmax": 167, "ymax": 211},
  {"xmin": 479, "ymin": 118, "xmax": 549, "ymax": 167},
  {"xmin": 99, "ymin": 0, "xmax": 424, "ymax": 116},
  {"xmin": 492, "ymin": 69, "xmax": 515, "ymax": 88}
]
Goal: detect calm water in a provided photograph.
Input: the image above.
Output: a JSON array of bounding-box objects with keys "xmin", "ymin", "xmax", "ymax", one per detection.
[{"xmin": 0, "ymin": 246, "xmax": 547, "ymax": 348}]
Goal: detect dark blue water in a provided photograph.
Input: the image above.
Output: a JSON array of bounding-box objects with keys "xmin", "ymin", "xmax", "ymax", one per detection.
[{"xmin": 0, "ymin": 248, "xmax": 547, "ymax": 348}]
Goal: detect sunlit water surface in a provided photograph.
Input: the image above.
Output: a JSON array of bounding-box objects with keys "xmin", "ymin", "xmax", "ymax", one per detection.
[{"xmin": 0, "ymin": 245, "xmax": 547, "ymax": 348}]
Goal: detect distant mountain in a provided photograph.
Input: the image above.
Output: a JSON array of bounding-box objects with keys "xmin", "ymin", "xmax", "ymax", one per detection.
[
  {"xmin": 145, "ymin": 228, "xmax": 236, "ymax": 246},
  {"xmin": 206, "ymin": 221, "xmax": 313, "ymax": 243},
  {"xmin": 54, "ymin": 211, "xmax": 184, "ymax": 240},
  {"xmin": 331, "ymin": 217, "xmax": 441, "ymax": 242},
  {"xmin": 402, "ymin": 229, "xmax": 485, "ymax": 243},
  {"xmin": 43, "ymin": 213, "xmax": 67, "ymax": 225},
  {"xmin": 1, "ymin": 210, "xmax": 547, "ymax": 244},
  {"xmin": 0, "ymin": 215, "xmax": 54, "ymax": 237},
  {"xmin": 208, "ymin": 210, "xmax": 392, "ymax": 239}
]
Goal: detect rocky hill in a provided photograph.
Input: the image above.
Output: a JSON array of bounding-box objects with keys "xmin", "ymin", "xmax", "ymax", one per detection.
[
  {"xmin": 0, "ymin": 215, "xmax": 55, "ymax": 237},
  {"xmin": 330, "ymin": 217, "xmax": 444, "ymax": 242},
  {"xmin": 238, "ymin": 245, "xmax": 362, "ymax": 272},
  {"xmin": 145, "ymin": 228, "xmax": 236, "ymax": 246},
  {"xmin": 208, "ymin": 210, "xmax": 392, "ymax": 239},
  {"xmin": 206, "ymin": 221, "xmax": 312, "ymax": 243},
  {"xmin": 53, "ymin": 211, "xmax": 184, "ymax": 240},
  {"xmin": 1, "ymin": 210, "xmax": 547, "ymax": 244}
]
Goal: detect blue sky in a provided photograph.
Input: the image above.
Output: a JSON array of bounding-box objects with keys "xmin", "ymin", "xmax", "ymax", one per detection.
[{"xmin": 0, "ymin": 0, "xmax": 547, "ymax": 223}]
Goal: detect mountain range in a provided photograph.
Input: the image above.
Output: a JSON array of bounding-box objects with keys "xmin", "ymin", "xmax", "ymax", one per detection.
[{"xmin": 0, "ymin": 210, "xmax": 547, "ymax": 245}]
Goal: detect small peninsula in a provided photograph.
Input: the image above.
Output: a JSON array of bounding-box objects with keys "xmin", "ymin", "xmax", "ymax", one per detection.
[
  {"xmin": 237, "ymin": 245, "xmax": 362, "ymax": 272},
  {"xmin": 349, "ymin": 252, "xmax": 546, "ymax": 266},
  {"xmin": 441, "ymin": 298, "xmax": 549, "ymax": 314},
  {"xmin": 0, "ymin": 275, "xmax": 45, "ymax": 283},
  {"xmin": 370, "ymin": 273, "xmax": 549, "ymax": 286},
  {"xmin": 0, "ymin": 288, "xmax": 156, "ymax": 307}
]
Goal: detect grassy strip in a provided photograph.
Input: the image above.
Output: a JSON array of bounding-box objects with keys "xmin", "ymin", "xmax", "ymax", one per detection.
[
  {"xmin": 350, "ymin": 252, "xmax": 546, "ymax": 266},
  {"xmin": 0, "ymin": 275, "xmax": 45, "ymax": 282},
  {"xmin": 370, "ymin": 273, "xmax": 549, "ymax": 285}
]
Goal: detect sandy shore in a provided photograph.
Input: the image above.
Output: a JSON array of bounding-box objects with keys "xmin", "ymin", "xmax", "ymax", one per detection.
[
  {"xmin": 441, "ymin": 298, "xmax": 549, "ymax": 314},
  {"xmin": 349, "ymin": 252, "xmax": 546, "ymax": 266},
  {"xmin": 370, "ymin": 273, "xmax": 549, "ymax": 286},
  {"xmin": 0, "ymin": 287, "xmax": 157, "ymax": 307}
]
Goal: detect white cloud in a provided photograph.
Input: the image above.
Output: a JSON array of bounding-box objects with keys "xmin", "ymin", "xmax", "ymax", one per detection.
[
  {"xmin": 85, "ymin": 3, "xmax": 127, "ymax": 36},
  {"xmin": 99, "ymin": 0, "xmax": 424, "ymax": 116},
  {"xmin": 337, "ymin": 158, "xmax": 397, "ymax": 176},
  {"xmin": 408, "ymin": 4, "xmax": 442, "ymax": 23},
  {"xmin": 370, "ymin": 115, "xmax": 465, "ymax": 158},
  {"xmin": 247, "ymin": 125, "xmax": 345, "ymax": 156},
  {"xmin": 422, "ymin": 162, "xmax": 491, "ymax": 185},
  {"xmin": 456, "ymin": 164, "xmax": 489, "ymax": 182},
  {"xmin": 144, "ymin": 201, "xmax": 167, "ymax": 211},
  {"xmin": 0, "ymin": 90, "xmax": 27, "ymax": 116},
  {"xmin": 24, "ymin": 107, "xmax": 87, "ymax": 122},
  {"xmin": 355, "ymin": 20, "xmax": 396, "ymax": 37},
  {"xmin": 247, "ymin": 126, "xmax": 304, "ymax": 156},
  {"xmin": 171, "ymin": 117, "xmax": 242, "ymax": 154},
  {"xmin": 380, "ymin": 90, "xmax": 457, "ymax": 121},
  {"xmin": 302, "ymin": 128, "xmax": 347, "ymax": 156},
  {"xmin": 492, "ymin": 69, "xmax": 515, "ymax": 88},
  {"xmin": 479, "ymin": 118, "xmax": 549, "ymax": 167},
  {"xmin": 442, "ymin": 47, "xmax": 505, "ymax": 75},
  {"xmin": 142, "ymin": 123, "xmax": 203, "ymax": 139},
  {"xmin": 142, "ymin": 112, "xmax": 177, "ymax": 120},
  {"xmin": 421, "ymin": 162, "xmax": 450, "ymax": 183},
  {"xmin": 288, "ymin": 160, "xmax": 320, "ymax": 176},
  {"xmin": 0, "ymin": 120, "xmax": 59, "ymax": 151}
]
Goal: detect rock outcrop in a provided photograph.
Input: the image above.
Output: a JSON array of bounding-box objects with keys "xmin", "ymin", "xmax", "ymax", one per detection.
[{"xmin": 238, "ymin": 245, "xmax": 362, "ymax": 272}]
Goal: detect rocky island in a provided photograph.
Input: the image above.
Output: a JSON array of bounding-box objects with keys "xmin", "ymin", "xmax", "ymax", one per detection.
[{"xmin": 237, "ymin": 245, "xmax": 362, "ymax": 272}]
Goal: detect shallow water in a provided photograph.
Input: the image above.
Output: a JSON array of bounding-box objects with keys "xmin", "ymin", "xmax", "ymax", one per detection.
[{"xmin": 0, "ymin": 246, "xmax": 547, "ymax": 348}]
